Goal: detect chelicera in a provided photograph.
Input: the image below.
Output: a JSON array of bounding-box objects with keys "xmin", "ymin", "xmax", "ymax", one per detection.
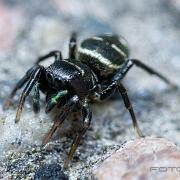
[{"xmin": 3, "ymin": 33, "xmax": 176, "ymax": 167}]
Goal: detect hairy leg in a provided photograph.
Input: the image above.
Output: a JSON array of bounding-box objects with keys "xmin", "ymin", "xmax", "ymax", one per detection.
[
  {"xmin": 3, "ymin": 66, "xmax": 39, "ymax": 110},
  {"xmin": 42, "ymin": 95, "xmax": 80, "ymax": 145},
  {"xmin": 15, "ymin": 66, "xmax": 43, "ymax": 123},
  {"xmin": 64, "ymin": 99, "xmax": 92, "ymax": 168}
]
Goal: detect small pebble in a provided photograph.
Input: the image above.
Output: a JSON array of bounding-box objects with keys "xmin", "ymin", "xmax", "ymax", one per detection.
[{"xmin": 34, "ymin": 163, "xmax": 68, "ymax": 180}]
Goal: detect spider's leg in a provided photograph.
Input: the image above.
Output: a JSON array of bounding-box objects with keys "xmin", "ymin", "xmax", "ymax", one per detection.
[
  {"xmin": 3, "ymin": 75, "xmax": 29, "ymax": 109},
  {"xmin": 109, "ymin": 59, "xmax": 177, "ymax": 88},
  {"xmin": 93, "ymin": 82, "xmax": 143, "ymax": 138},
  {"xmin": 69, "ymin": 32, "xmax": 77, "ymax": 59},
  {"xmin": 111, "ymin": 59, "xmax": 134, "ymax": 83},
  {"xmin": 15, "ymin": 66, "xmax": 43, "ymax": 123},
  {"xmin": 36, "ymin": 50, "xmax": 62, "ymax": 64},
  {"xmin": 118, "ymin": 83, "xmax": 144, "ymax": 137},
  {"xmin": 3, "ymin": 66, "xmax": 37, "ymax": 110},
  {"xmin": 42, "ymin": 95, "xmax": 80, "ymax": 145},
  {"xmin": 32, "ymin": 83, "xmax": 40, "ymax": 113},
  {"xmin": 92, "ymin": 82, "xmax": 116, "ymax": 101},
  {"xmin": 92, "ymin": 59, "xmax": 144, "ymax": 137},
  {"xmin": 42, "ymin": 117, "xmax": 64, "ymax": 146},
  {"xmin": 131, "ymin": 59, "xmax": 177, "ymax": 88},
  {"xmin": 45, "ymin": 90, "xmax": 68, "ymax": 113},
  {"xmin": 64, "ymin": 99, "xmax": 91, "ymax": 168}
]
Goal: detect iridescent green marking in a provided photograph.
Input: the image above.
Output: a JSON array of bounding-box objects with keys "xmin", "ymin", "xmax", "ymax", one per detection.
[
  {"xmin": 51, "ymin": 90, "xmax": 68, "ymax": 104},
  {"xmin": 46, "ymin": 90, "xmax": 69, "ymax": 113}
]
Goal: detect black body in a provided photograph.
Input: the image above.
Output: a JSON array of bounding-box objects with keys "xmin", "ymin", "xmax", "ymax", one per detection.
[
  {"xmin": 78, "ymin": 34, "xmax": 129, "ymax": 80},
  {"xmin": 42, "ymin": 59, "xmax": 97, "ymax": 96},
  {"xmin": 3, "ymin": 33, "xmax": 176, "ymax": 168}
]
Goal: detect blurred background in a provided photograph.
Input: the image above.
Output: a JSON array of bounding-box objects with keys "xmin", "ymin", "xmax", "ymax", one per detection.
[
  {"xmin": 0, "ymin": 0, "xmax": 180, "ymax": 179},
  {"xmin": 0, "ymin": 0, "xmax": 180, "ymax": 91}
]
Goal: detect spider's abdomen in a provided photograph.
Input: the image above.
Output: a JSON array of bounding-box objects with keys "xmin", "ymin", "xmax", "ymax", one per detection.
[{"xmin": 78, "ymin": 34, "xmax": 130, "ymax": 80}]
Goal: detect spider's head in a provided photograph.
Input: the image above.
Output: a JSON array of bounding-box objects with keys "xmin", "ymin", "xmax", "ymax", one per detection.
[{"xmin": 45, "ymin": 68, "xmax": 65, "ymax": 89}]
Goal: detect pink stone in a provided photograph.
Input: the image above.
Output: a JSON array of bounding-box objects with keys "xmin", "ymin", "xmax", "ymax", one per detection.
[
  {"xmin": 93, "ymin": 137, "xmax": 180, "ymax": 180},
  {"xmin": 0, "ymin": 2, "xmax": 24, "ymax": 53}
]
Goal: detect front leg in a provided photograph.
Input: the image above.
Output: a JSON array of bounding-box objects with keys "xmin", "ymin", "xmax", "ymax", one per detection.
[
  {"xmin": 15, "ymin": 66, "xmax": 43, "ymax": 123},
  {"xmin": 64, "ymin": 99, "xmax": 92, "ymax": 168},
  {"xmin": 3, "ymin": 66, "xmax": 40, "ymax": 110},
  {"xmin": 42, "ymin": 95, "xmax": 80, "ymax": 145}
]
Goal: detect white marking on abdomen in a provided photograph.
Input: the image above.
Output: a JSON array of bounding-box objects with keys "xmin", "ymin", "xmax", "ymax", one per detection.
[
  {"xmin": 91, "ymin": 36, "xmax": 103, "ymax": 41},
  {"xmin": 63, "ymin": 60, "xmax": 85, "ymax": 76},
  {"xmin": 111, "ymin": 44, "xmax": 126, "ymax": 57},
  {"xmin": 78, "ymin": 47, "xmax": 121, "ymax": 69}
]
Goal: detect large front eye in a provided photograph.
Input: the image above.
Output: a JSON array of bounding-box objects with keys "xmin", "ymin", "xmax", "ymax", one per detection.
[
  {"xmin": 54, "ymin": 77, "xmax": 62, "ymax": 84},
  {"xmin": 46, "ymin": 72, "xmax": 53, "ymax": 82}
]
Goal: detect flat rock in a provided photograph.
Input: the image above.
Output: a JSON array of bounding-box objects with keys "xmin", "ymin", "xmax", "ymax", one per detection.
[{"xmin": 93, "ymin": 137, "xmax": 180, "ymax": 180}]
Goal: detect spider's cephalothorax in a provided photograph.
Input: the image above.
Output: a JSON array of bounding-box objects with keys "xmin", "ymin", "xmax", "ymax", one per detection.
[{"xmin": 3, "ymin": 32, "xmax": 177, "ymax": 167}]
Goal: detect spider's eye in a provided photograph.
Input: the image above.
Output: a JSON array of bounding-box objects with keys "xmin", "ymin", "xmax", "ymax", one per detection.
[
  {"xmin": 54, "ymin": 77, "xmax": 61, "ymax": 83},
  {"xmin": 46, "ymin": 73, "xmax": 53, "ymax": 81}
]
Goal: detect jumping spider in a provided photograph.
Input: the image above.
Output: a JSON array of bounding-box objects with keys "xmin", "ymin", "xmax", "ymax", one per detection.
[{"xmin": 3, "ymin": 33, "xmax": 176, "ymax": 167}]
